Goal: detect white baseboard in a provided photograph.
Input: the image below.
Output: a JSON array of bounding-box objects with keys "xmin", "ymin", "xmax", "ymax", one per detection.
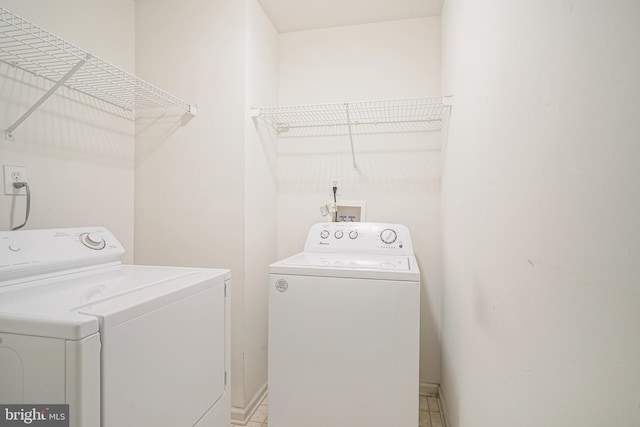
[
  {"xmin": 419, "ymin": 382, "xmax": 439, "ymax": 396},
  {"xmin": 230, "ymin": 382, "xmax": 268, "ymax": 426},
  {"xmin": 437, "ymin": 384, "xmax": 450, "ymax": 427},
  {"xmin": 235, "ymin": 382, "xmax": 446, "ymax": 426}
]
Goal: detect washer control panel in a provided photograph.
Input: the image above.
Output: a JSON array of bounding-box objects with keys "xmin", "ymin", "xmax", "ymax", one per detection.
[
  {"xmin": 0, "ymin": 227, "xmax": 124, "ymax": 285},
  {"xmin": 305, "ymin": 222, "xmax": 413, "ymax": 255}
]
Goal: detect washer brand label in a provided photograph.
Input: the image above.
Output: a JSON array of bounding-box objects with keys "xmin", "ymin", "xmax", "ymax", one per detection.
[
  {"xmin": 275, "ymin": 279, "xmax": 288, "ymax": 292},
  {"xmin": 0, "ymin": 405, "xmax": 69, "ymax": 426}
]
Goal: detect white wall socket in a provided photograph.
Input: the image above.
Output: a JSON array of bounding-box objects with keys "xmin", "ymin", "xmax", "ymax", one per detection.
[
  {"xmin": 330, "ymin": 177, "xmax": 340, "ymax": 189},
  {"xmin": 4, "ymin": 165, "xmax": 27, "ymax": 195}
]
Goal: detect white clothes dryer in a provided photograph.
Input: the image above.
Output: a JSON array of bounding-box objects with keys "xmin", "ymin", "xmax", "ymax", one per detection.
[
  {"xmin": 0, "ymin": 227, "xmax": 230, "ymax": 427},
  {"xmin": 268, "ymin": 222, "xmax": 420, "ymax": 427}
]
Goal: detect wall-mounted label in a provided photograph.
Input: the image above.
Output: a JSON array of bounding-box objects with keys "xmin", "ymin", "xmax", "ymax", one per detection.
[{"xmin": 275, "ymin": 279, "xmax": 288, "ymax": 292}]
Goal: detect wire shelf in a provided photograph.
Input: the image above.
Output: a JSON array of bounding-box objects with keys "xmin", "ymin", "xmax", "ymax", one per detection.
[
  {"xmin": 0, "ymin": 7, "xmax": 196, "ymax": 113},
  {"xmin": 252, "ymin": 97, "xmax": 449, "ymax": 132},
  {"xmin": 251, "ymin": 96, "xmax": 452, "ymax": 169}
]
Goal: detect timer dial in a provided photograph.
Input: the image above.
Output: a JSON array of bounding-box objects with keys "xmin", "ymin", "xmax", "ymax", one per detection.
[
  {"xmin": 80, "ymin": 232, "xmax": 106, "ymax": 250},
  {"xmin": 349, "ymin": 231, "xmax": 358, "ymax": 239},
  {"xmin": 320, "ymin": 230, "xmax": 330, "ymax": 239},
  {"xmin": 380, "ymin": 228, "xmax": 397, "ymax": 245},
  {"xmin": 334, "ymin": 230, "xmax": 344, "ymax": 239}
]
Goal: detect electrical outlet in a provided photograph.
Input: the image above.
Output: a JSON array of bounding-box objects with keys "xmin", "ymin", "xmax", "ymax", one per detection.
[
  {"xmin": 330, "ymin": 177, "xmax": 340, "ymax": 189},
  {"xmin": 4, "ymin": 165, "xmax": 27, "ymax": 195}
]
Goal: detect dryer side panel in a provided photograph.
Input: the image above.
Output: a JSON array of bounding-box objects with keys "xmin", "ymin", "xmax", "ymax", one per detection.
[
  {"xmin": 66, "ymin": 333, "xmax": 101, "ymax": 427},
  {"xmin": 99, "ymin": 282, "xmax": 226, "ymax": 427}
]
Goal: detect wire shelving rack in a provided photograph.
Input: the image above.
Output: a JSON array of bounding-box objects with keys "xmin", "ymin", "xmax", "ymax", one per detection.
[
  {"xmin": 0, "ymin": 7, "xmax": 197, "ymax": 140},
  {"xmin": 251, "ymin": 96, "xmax": 452, "ymax": 168}
]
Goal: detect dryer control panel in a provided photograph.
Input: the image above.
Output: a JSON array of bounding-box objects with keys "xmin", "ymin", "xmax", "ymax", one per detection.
[
  {"xmin": 0, "ymin": 227, "xmax": 124, "ymax": 285},
  {"xmin": 304, "ymin": 222, "xmax": 414, "ymax": 255}
]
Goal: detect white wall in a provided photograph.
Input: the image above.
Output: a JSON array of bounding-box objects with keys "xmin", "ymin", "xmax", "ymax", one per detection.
[
  {"xmin": 2, "ymin": 0, "xmax": 276, "ymax": 416},
  {"xmin": 0, "ymin": 0, "xmax": 135, "ymax": 262},
  {"xmin": 244, "ymin": 0, "xmax": 279, "ymax": 409},
  {"xmin": 440, "ymin": 1, "xmax": 640, "ymax": 426},
  {"xmin": 135, "ymin": 0, "xmax": 277, "ymax": 415},
  {"xmin": 276, "ymin": 17, "xmax": 443, "ymax": 384},
  {"xmin": 134, "ymin": 0, "xmax": 247, "ymax": 408}
]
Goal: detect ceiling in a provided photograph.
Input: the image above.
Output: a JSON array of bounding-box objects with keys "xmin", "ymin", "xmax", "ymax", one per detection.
[{"xmin": 257, "ymin": 0, "xmax": 443, "ymax": 33}]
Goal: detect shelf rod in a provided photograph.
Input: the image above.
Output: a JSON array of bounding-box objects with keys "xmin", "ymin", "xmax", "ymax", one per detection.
[
  {"xmin": 344, "ymin": 103, "xmax": 357, "ymax": 169},
  {"xmin": 5, "ymin": 56, "xmax": 87, "ymax": 141}
]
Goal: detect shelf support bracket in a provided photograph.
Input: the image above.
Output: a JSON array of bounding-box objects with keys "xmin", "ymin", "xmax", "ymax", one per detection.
[
  {"xmin": 344, "ymin": 103, "xmax": 357, "ymax": 169},
  {"xmin": 5, "ymin": 57, "xmax": 88, "ymax": 141}
]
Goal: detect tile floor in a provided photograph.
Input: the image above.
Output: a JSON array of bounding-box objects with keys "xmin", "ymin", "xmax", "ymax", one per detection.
[
  {"xmin": 419, "ymin": 394, "xmax": 444, "ymax": 427},
  {"xmin": 242, "ymin": 394, "xmax": 268, "ymax": 427},
  {"xmin": 237, "ymin": 392, "xmax": 445, "ymax": 427}
]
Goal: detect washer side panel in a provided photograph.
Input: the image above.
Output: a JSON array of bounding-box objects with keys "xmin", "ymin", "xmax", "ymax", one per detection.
[{"xmin": 268, "ymin": 273, "xmax": 420, "ymax": 427}]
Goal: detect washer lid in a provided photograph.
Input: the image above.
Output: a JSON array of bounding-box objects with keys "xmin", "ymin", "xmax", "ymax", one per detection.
[
  {"xmin": 270, "ymin": 252, "xmax": 419, "ymax": 281},
  {"xmin": 0, "ymin": 265, "xmax": 230, "ymax": 339}
]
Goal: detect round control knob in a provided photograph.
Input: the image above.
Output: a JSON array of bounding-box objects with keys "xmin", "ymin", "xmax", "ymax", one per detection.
[
  {"xmin": 349, "ymin": 231, "xmax": 358, "ymax": 239},
  {"xmin": 334, "ymin": 230, "xmax": 344, "ymax": 239},
  {"xmin": 380, "ymin": 228, "xmax": 397, "ymax": 245},
  {"xmin": 320, "ymin": 230, "xmax": 330, "ymax": 239},
  {"xmin": 80, "ymin": 232, "xmax": 106, "ymax": 250}
]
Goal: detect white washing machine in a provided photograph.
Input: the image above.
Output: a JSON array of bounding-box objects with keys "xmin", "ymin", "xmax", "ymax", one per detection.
[
  {"xmin": 0, "ymin": 227, "xmax": 230, "ymax": 427},
  {"xmin": 268, "ymin": 222, "xmax": 420, "ymax": 427}
]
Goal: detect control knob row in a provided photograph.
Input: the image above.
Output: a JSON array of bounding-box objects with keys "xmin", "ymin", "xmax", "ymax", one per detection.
[{"xmin": 320, "ymin": 230, "xmax": 359, "ymax": 239}]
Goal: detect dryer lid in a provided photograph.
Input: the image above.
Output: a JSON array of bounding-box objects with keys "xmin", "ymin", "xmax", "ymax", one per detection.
[{"xmin": 0, "ymin": 265, "xmax": 229, "ymax": 339}]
